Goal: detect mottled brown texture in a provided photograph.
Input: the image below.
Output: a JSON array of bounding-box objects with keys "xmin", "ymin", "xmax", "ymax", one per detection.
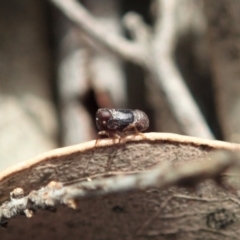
[{"xmin": 1, "ymin": 133, "xmax": 240, "ymax": 239}]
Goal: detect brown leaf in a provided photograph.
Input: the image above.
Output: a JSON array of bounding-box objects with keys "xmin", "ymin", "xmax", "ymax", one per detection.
[{"xmin": 1, "ymin": 133, "xmax": 240, "ymax": 239}]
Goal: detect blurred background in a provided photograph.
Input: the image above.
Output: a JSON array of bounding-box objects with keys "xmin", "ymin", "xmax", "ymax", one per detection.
[{"xmin": 0, "ymin": 0, "xmax": 240, "ymax": 170}]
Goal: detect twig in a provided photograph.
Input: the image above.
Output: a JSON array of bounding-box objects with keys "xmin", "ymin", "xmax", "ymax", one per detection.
[
  {"xmin": 0, "ymin": 150, "xmax": 236, "ymax": 226},
  {"xmin": 123, "ymin": 12, "xmax": 152, "ymax": 44},
  {"xmin": 151, "ymin": 0, "xmax": 214, "ymax": 139},
  {"xmin": 50, "ymin": 0, "xmax": 146, "ymax": 64}
]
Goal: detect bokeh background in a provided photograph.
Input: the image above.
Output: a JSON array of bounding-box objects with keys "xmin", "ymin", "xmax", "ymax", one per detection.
[{"xmin": 1, "ymin": 0, "xmax": 239, "ymax": 170}]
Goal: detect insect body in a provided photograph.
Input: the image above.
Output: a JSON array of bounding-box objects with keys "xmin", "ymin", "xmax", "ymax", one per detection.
[{"xmin": 96, "ymin": 108, "xmax": 149, "ymax": 138}]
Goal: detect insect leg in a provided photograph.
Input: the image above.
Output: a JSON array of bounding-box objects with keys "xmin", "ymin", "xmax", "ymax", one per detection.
[
  {"xmin": 94, "ymin": 131, "xmax": 110, "ymax": 148},
  {"xmin": 84, "ymin": 131, "xmax": 111, "ymax": 177},
  {"xmin": 123, "ymin": 124, "xmax": 146, "ymax": 139},
  {"xmin": 122, "ymin": 123, "xmax": 139, "ymax": 133},
  {"xmin": 106, "ymin": 133, "xmax": 121, "ymax": 172}
]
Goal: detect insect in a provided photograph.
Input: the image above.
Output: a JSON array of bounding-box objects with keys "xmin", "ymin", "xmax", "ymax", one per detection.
[
  {"xmin": 95, "ymin": 108, "xmax": 149, "ymax": 138},
  {"xmin": 91, "ymin": 108, "xmax": 149, "ymax": 173}
]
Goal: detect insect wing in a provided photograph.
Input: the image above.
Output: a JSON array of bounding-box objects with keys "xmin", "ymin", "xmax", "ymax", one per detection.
[
  {"xmin": 108, "ymin": 109, "xmax": 134, "ymax": 131},
  {"xmin": 113, "ymin": 109, "xmax": 134, "ymax": 123}
]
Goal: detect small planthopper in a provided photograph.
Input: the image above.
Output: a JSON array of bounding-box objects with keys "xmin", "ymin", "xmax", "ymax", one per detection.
[{"xmin": 95, "ymin": 108, "xmax": 149, "ymax": 138}]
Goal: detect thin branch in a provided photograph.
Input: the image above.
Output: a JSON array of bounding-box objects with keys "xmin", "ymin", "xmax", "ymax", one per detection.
[
  {"xmin": 0, "ymin": 150, "xmax": 237, "ymax": 226},
  {"xmin": 50, "ymin": 0, "xmax": 146, "ymax": 64},
  {"xmin": 123, "ymin": 12, "xmax": 152, "ymax": 44},
  {"xmin": 150, "ymin": 0, "xmax": 214, "ymax": 139}
]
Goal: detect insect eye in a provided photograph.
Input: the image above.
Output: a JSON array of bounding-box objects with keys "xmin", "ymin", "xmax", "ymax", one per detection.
[{"xmin": 100, "ymin": 110, "xmax": 111, "ymax": 121}]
